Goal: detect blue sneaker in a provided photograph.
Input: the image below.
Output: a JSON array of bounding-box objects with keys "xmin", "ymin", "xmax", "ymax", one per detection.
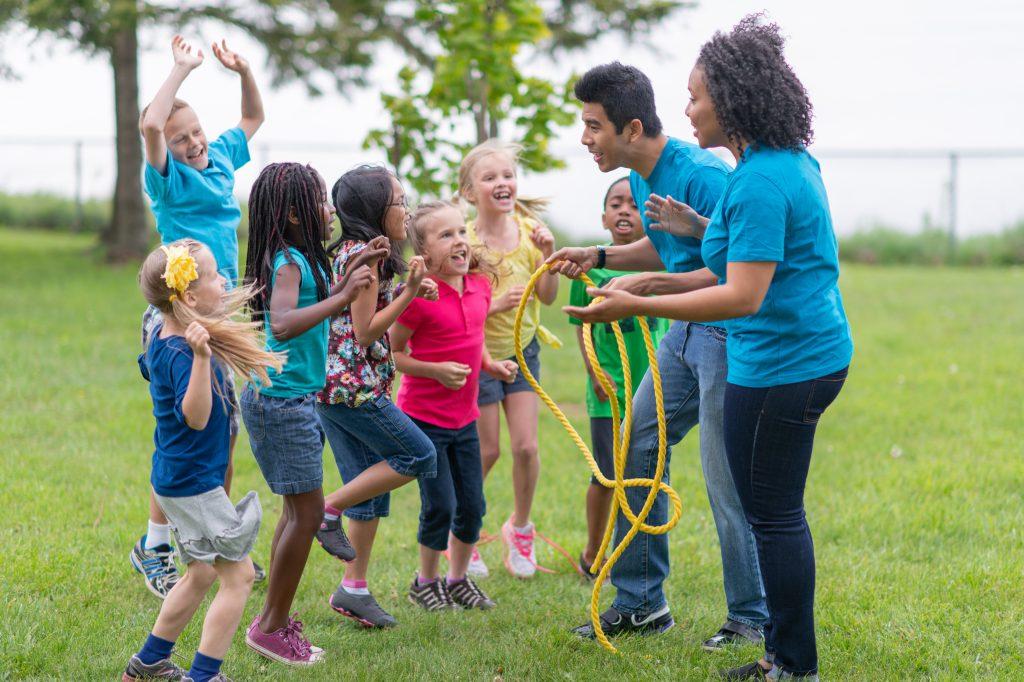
[{"xmin": 129, "ymin": 535, "xmax": 180, "ymax": 599}]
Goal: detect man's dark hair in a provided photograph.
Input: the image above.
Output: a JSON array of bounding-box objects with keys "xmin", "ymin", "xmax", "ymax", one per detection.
[{"xmin": 574, "ymin": 62, "xmax": 663, "ymax": 138}]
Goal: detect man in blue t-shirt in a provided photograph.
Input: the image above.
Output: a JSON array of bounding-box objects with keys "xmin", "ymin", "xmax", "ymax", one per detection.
[
  {"xmin": 130, "ymin": 35, "xmax": 266, "ymax": 597},
  {"xmin": 549, "ymin": 62, "xmax": 768, "ymax": 650}
]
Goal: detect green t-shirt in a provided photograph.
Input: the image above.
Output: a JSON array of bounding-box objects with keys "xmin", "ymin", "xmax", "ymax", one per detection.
[{"xmin": 568, "ymin": 259, "xmax": 671, "ymax": 419}]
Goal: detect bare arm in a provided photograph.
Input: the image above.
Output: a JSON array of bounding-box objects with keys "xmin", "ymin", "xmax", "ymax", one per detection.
[
  {"xmin": 391, "ymin": 320, "xmax": 472, "ymax": 389},
  {"xmin": 268, "ymin": 262, "xmax": 374, "ymax": 341},
  {"xmin": 546, "ymin": 237, "xmax": 665, "ymax": 279},
  {"xmin": 603, "ymin": 268, "xmax": 719, "ymax": 296},
  {"xmin": 212, "ymin": 40, "xmax": 264, "ymax": 140},
  {"xmin": 141, "ymin": 36, "xmax": 203, "ymax": 174},
  {"xmin": 181, "ymin": 322, "xmax": 213, "ymax": 430},
  {"xmin": 352, "ymin": 257, "xmax": 428, "ymax": 347},
  {"xmin": 564, "ymin": 262, "xmax": 776, "ymax": 324}
]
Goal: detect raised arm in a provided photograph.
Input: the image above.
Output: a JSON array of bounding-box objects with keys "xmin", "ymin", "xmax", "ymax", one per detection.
[
  {"xmin": 268, "ymin": 261, "xmax": 375, "ymax": 342},
  {"xmin": 141, "ymin": 35, "xmax": 203, "ymax": 174},
  {"xmin": 181, "ymin": 322, "xmax": 213, "ymax": 430},
  {"xmin": 351, "ymin": 256, "xmax": 427, "ymax": 348},
  {"xmin": 212, "ymin": 39, "xmax": 264, "ymax": 140}
]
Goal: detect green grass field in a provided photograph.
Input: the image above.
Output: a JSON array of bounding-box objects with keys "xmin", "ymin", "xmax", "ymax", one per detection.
[{"xmin": 1, "ymin": 228, "xmax": 1022, "ymax": 680}]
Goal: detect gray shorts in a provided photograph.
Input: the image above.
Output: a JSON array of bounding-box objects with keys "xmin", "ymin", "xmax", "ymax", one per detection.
[
  {"xmin": 589, "ymin": 417, "xmax": 616, "ymax": 485},
  {"xmin": 154, "ymin": 487, "xmax": 262, "ymax": 565},
  {"xmin": 477, "ymin": 336, "xmax": 541, "ymax": 406},
  {"xmin": 142, "ymin": 305, "xmax": 241, "ymax": 437}
]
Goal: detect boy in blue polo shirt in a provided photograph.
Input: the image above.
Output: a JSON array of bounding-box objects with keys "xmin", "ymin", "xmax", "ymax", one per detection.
[{"xmin": 130, "ymin": 34, "xmax": 266, "ymax": 597}]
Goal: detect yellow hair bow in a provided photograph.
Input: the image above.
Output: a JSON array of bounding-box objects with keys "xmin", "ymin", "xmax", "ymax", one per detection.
[{"xmin": 161, "ymin": 244, "xmax": 199, "ymax": 301}]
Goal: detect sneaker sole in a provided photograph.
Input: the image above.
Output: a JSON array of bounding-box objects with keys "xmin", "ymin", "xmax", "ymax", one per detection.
[
  {"xmin": 701, "ymin": 635, "xmax": 762, "ymax": 653},
  {"xmin": 326, "ymin": 595, "xmax": 392, "ymax": 628},
  {"xmin": 128, "ymin": 548, "xmax": 168, "ymax": 600},
  {"xmin": 245, "ymin": 634, "xmax": 323, "ymax": 666}
]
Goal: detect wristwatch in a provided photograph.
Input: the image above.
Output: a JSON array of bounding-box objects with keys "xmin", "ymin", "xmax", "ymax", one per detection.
[{"xmin": 595, "ymin": 245, "xmax": 607, "ymax": 269}]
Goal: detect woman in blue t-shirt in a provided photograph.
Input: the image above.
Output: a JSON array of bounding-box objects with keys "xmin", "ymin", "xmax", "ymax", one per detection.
[{"xmin": 564, "ymin": 15, "xmax": 852, "ymax": 681}]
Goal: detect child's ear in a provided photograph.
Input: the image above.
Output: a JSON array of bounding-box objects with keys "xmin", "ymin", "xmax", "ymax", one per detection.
[
  {"xmin": 626, "ymin": 119, "xmax": 645, "ymax": 143},
  {"xmin": 288, "ymin": 207, "xmax": 300, "ymax": 225}
]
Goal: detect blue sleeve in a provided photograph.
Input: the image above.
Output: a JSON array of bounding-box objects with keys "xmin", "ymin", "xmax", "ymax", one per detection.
[
  {"xmin": 209, "ymin": 127, "xmax": 251, "ymax": 171},
  {"xmin": 683, "ymin": 166, "xmax": 729, "ymax": 219},
  {"xmin": 143, "ymin": 150, "xmax": 182, "ymax": 200},
  {"xmin": 167, "ymin": 345, "xmax": 197, "ymax": 426},
  {"xmin": 724, "ymin": 172, "xmax": 787, "ymax": 263}
]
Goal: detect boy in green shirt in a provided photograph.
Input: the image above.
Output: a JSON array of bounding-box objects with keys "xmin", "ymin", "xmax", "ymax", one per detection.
[{"xmin": 569, "ymin": 177, "xmax": 670, "ymax": 577}]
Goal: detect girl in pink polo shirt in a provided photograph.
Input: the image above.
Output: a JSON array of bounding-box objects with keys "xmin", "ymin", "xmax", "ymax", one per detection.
[{"xmin": 393, "ymin": 201, "xmax": 519, "ymax": 611}]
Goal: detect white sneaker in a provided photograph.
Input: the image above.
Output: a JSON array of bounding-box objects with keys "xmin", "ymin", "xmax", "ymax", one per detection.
[
  {"xmin": 467, "ymin": 547, "xmax": 489, "ymax": 578},
  {"xmin": 502, "ymin": 518, "xmax": 537, "ymax": 578}
]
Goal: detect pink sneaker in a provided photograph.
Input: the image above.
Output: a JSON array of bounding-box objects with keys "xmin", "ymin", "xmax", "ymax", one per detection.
[{"xmin": 245, "ymin": 614, "xmax": 324, "ymax": 666}]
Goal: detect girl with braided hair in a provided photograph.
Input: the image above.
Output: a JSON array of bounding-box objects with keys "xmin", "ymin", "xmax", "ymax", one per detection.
[{"xmin": 239, "ymin": 162, "xmax": 384, "ymax": 666}]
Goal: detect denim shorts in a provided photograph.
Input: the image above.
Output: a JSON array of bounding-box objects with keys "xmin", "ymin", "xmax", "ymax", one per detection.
[
  {"xmin": 143, "ymin": 305, "xmax": 240, "ymax": 437},
  {"xmin": 477, "ymin": 336, "xmax": 541, "ymax": 406},
  {"xmin": 317, "ymin": 395, "xmax": 437, "ymax": 521},
  {"xmin": 239, "ymin": 386, "xmax": 325, "ymax": 496},
  {"xmin": 588, "ymin": 417, "xmax": 616, "ymax": 486}
]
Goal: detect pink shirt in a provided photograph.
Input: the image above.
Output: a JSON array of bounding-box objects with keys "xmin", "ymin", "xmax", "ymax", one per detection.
[{"xmin": 395, "ymin": 274, "xmax": 491, "ymax": 430}]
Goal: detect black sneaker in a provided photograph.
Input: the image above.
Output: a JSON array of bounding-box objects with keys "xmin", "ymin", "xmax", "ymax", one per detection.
[
  {"xmin": 252, "ymin": 560, "xmax": 266, "ymax": 584},
  {"xmin": 719, "ymin": 660, "xmax": 772, "ymax": 680},
  {"xmin": 122, "ymin": 654, "xmax": 192, "ymax": 681},
  {"xmin": 316, "ymin": 517, "xmax": 356, "ymax": 562},
  {"xmin": 407, "ymin": 576, "xmax": 459, "ymax": 612},
  {"xmin": 570, "ymin": 605, "xmax": 674, "ymax": 639},
  {"xmin": 703, "ymin": 620, "xmax": 764, "ymax": 651},
  {"xmin": 328, "ymin": 586, "xmax": 397, "ymax": 628},
  {"xmin": 447, "ymin": 577, "xmax": 496, "ymax": 610},
  {"xmin": 129, "ymin": 536, "xmax": 180, "ymax": 599}
]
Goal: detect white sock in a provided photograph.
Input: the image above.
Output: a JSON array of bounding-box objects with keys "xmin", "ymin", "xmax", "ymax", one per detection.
[
  {"xmin": 514, "ymin": 522, "xmax": 533, "ymax": 535},
  {"xmin": 342, "ymin": 584, "xmax": 370, "ymax": 596},
  {"xmin": 145, "ymin": 522, "xmax": 171, "ymax": 550}
]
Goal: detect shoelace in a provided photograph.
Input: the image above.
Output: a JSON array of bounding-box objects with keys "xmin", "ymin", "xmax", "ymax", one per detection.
[
  {"xmin": 505, "ymin": 522, "xmax": 579, "ymax": 575},
  {"xmin": 282, "ymin": 615, "xmax": 313, "ymax": 657}
]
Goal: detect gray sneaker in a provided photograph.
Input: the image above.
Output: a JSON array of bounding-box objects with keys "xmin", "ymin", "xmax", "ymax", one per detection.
[
  {"xmin": 122, "ymin": 654, "xmax": 192, "ymax": 681},
  {"xmin": 447, "ymin": 577, "xmax": 496, "ymax": 610},
  {"xmin": 129, "ymin": 536, "xmax": 180, "ymax": 599},
  {"xmin": 328, "ymin": 586, "xmax": 397, "ymax": 628},
  {"xmin": 407, "ymin": 576, "xmax": 459, "ymax": 612}
]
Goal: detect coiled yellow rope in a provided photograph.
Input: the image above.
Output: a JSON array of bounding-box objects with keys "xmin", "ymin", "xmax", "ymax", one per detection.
[{"xmin": 512, "ymin": 263, "xmax": 682, "ymax": 654}]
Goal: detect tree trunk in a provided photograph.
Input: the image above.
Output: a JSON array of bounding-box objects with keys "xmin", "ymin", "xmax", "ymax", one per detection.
[{"xmin": 103, "ymin": 9, "xmax": 148, "ymax": 262}]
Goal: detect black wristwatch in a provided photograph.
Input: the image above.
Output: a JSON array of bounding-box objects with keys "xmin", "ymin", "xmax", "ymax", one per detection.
[{"xmin": 595, "ymin": 245, "xmax": 607, "ymax": 269}]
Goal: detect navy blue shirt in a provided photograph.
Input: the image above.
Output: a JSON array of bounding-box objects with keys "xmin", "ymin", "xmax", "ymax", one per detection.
[
  {"xmin": 140, "ymin": 326, "xmax": 230, "ymax": 497},
  {"xmin": 629, "ymin": 137, "xmax": 731, "ymax": 274},
  {"xmin": 702, "ymin": 147, "xmax": 853, "ymax": 387}
]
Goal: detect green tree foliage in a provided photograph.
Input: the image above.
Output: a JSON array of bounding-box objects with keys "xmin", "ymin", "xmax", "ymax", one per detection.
[{"xmin": 364, "ymin": 0, "xmax": 689, "ymax": 198}]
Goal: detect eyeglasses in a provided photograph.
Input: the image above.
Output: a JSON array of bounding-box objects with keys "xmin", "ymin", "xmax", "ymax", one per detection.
[{"xmin": 387, "ymin": 196, "xmax": 408, "ymax": 209}]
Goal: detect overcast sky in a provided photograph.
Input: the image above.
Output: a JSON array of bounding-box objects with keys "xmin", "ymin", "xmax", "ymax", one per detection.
[{"xmin": 2, "ymin": 0, "xmax": 1022, "ymax": 237}]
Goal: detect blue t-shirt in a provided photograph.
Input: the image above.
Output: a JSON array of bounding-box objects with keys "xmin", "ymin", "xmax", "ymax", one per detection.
[
  {"xmin": 629, "ymin": 137, "xmax": 731, "ymax": 274},
  {"xmin": 260, "ymin": 248, "xmax": 329, "ymax": 398},
  {"xmin": 701, "ymin": 147, "xmax": 853, "ymax": 388},
  {"xmin": 143, "ymin": 127, "xmax": 250, "ymax": 286},
  {"xmin": 140, "ymin": 327, "xmax": 230, "ymax": 497}
]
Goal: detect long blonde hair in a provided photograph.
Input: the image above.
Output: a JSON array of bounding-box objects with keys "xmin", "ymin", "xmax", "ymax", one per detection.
[
  {"xmin": 406, "ymin": 201, "xmax": 500, "ymax": 286},
  {"xmin": 139, "ymin": 239, "xmax": 285, "ymax": 389},
  {"xmin": 456, "ymin": 139, "xmax": 549, "ymax": 222}
]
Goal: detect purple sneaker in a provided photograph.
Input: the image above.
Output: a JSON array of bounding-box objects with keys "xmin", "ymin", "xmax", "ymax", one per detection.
[{"xmin": 245, "ymin": 614, "xmax": 324, "ymax": 666}]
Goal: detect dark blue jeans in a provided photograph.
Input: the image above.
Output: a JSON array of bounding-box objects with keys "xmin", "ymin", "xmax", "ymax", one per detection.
[
  {"xmin": 411, "ymin": 418, "xmax": 486, "ymax": 551},
  {"xmin": 724, "ymin": 367, "xmax": 847, "ymax": 677}
]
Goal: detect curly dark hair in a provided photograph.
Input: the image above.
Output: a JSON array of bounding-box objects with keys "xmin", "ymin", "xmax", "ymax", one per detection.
[{"xmin": 697, "ymin": 14, "xmax": 813, "ymax": 150}]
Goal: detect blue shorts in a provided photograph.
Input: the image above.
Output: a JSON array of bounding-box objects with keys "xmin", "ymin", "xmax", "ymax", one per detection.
[
  {"xmin": 589, "ymin": 417, "xmax": 616, "ymax": 486},
  {"xmin": 240, "ymin": 387, "xmax": 324, "ymax": 496},
  {"xmin": 477, "ymin": 336, "xmax": 541, "ymax": 406},
  {"xmin": 317, "ymin": 395, "xmax": 436, "ymax": 521}
]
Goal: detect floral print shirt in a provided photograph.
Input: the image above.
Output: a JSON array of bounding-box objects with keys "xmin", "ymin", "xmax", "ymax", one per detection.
[{"xmin": 316, "ymin": 241, "xmax": 395, "ymax": 407}]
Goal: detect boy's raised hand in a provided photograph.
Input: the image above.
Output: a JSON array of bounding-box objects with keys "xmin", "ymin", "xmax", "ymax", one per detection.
[
  {"xmin": 171, "ymin": 35, "xmax": 204, "ymax": 71},
  {"xmin": 212, "ymin": 39, "xmax": 250, "ymax": 74},
  {"xmin": 184, "ymin": 321, "xmax": 212, "ymax": 359}
]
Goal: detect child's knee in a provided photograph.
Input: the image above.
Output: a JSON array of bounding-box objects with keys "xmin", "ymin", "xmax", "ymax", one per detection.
[
  {"xmin": 511, "ymin": 441, "xmax": 538, "ymax": 461},
  {"xmin": 182, "ymin": 561, "xmax": 218, "ymax": 590}
]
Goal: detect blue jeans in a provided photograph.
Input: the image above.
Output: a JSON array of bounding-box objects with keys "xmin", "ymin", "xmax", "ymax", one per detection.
[
  {"xmin": 610, "ymin": 322, "xmax": 768, "ymax": 629},
  {"xmin": 317, "ymin": 396, "xmax": 437, "ymax": 521},
  {"xmin": 411, "ymin": 418, "xmax": 486, "ymax": 550},
  {"xmin": 725, "ymin": 367, "xmax": 848, "ymax": 677}
]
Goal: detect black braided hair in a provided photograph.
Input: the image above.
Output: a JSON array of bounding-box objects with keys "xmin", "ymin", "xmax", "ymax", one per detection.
[
  {"xmin": 697, "ymin": 13, "xmax": 813, "ymax": 150},
  {"xmin": 328, "ymin": 165, "xmax": 408, "ymax": 281},
  {"xmin": 244, "ymin": 162, "xmax": 332, "ymax": 324}
]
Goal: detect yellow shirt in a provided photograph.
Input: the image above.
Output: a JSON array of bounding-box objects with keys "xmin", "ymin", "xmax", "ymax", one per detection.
[{"xmin": 466, "ymin": 213, "xmax": 560, "ymax": 359}]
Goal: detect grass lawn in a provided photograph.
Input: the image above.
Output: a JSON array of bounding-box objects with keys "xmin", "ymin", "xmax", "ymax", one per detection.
[{"xmin": 1, "ymin": 227, "xmax": 1022, "ymax": 680}]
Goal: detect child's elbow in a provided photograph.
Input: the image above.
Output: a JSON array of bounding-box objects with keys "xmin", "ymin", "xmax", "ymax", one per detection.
[
  {"xmin": 269, "ymin": 322, "xmax": 293, "ymax": 342},
  {"xmin": 141, "ymin": 115, "xmax": 164, "ymax": 136},
  {"xmin": 185, "ymin": 414, "xmax": 210, "ymax": 431},
  {"xmin": 354, "ymin": 331, "xmax": 374, "ymax": 348}
]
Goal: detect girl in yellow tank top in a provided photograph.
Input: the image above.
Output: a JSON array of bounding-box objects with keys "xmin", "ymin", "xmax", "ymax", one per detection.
[{"xmin": 458, "ymin": 139, "xmax": 560, "ymax": 579}]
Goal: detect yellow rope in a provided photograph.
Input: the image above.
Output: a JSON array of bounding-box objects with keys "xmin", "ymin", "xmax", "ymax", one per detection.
[{"xmin": 512, "ymin": 263, "xmax": 681, "ymax": 654}]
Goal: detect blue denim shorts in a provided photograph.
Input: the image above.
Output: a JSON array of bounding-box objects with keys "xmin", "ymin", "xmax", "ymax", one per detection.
[
  {"xmin": 477, "ymin": 336, "xmax": 541, "ymax": 406},
  {"xmin": 239, "ymin": 386, "xmax": 325, "ymax": 496},
  {"xmin": 317, "ymin": 395, "xmax": 436, "ymax": 521}
]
